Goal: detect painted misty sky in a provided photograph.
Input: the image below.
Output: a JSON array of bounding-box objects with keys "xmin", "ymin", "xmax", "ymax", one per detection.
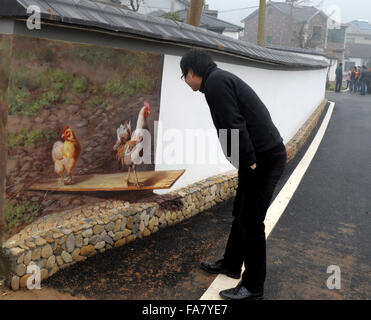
[{"xmin": 209, "ymin": 0, "xmax": 371, "ymax": 27}]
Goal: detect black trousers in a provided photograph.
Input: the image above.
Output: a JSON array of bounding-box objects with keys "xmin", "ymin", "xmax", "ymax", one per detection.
[
  {"xmin": 335, "ymin": 78, "xmax": 342, "ymax": 92},
  {"xmin": 223, "ymin": 142, "xmax": 287, "ymax": 293}
]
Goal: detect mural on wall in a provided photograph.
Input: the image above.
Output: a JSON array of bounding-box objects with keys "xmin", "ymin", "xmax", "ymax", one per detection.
[{"xmin": 3, "ymin": 34, "xmax": 170, "ymax": 239}]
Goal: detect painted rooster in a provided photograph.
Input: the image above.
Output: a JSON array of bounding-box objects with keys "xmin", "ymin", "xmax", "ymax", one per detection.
[
  {"xmin": 52, "ymin": 125, "xmax": 81, "ymax": 185},
  {"xmin": 114, "ymin": 101, "xmax": 150, "ymax": 187},
  {"xmin": 113, "ymin": 120, "xmax": 132, "ymax": 152}
]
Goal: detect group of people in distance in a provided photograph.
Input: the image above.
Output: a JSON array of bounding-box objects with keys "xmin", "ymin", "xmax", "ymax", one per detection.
[
  {"xmin": 347, "ymin": 65, "xmax": 370, "ymax": 95},
  {"xmin": 335, "ymin": 63, "xmax": 371, "ymax": 95}
]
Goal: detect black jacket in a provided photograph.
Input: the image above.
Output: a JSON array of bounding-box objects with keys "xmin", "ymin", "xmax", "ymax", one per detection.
[
  {"xmin": 360, "ymin": 69, "xmax": 368, "ymax": 81},
  {"xmin": 335, "ymin": 66, "xmax": 343, "ymax": 80},
  {"xmin": 200, "ymin": 65, "xmax": 283, "ymax": 166}
]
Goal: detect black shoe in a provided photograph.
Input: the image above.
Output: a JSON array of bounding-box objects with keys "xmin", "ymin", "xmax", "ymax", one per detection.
[
  {"xmin": 200, "ymin": 259, "xmax": 241, "ymax": 279},
  {"xmin": 219, "ymin": 281, "xmax": 264, "ymax": 300}
]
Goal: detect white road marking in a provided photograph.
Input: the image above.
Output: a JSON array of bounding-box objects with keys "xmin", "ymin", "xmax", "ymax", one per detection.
[{"xmin": 200, "ymin": 101, "xmax": 335, "ymax": 300}]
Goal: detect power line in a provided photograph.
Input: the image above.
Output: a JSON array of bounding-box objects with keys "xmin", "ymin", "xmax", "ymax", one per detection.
[{"xmin": 218, "ymin": 6, "xmax": 259, "ymax": 13}]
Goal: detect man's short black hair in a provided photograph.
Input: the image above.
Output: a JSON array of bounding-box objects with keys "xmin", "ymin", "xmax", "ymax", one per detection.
[{"xmin": 180, "ymin": 48, "xmax": 217, "ymax": 78}]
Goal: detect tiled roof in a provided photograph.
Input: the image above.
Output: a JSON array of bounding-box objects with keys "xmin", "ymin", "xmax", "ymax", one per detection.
[{"xmin": 0, "ymin": 0, "xmax": 328, "ymax": 69}]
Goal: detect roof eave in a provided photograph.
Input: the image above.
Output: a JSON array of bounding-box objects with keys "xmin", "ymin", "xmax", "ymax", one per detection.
[
  {"xmin": 0, "ymin": 0, "xmax": 26, "ymax": 16},
  {"xmin": 16, "ymin": 16, "xmax": 326, "ymax": 69}
]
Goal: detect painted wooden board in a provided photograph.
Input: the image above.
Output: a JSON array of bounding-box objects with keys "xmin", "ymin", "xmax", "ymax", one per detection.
[{"xmin": 28, "ymin": 170, "xmax": 185, "ymax": 192}]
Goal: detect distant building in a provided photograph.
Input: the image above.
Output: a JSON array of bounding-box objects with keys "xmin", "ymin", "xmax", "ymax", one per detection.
[
  {"xmin": 326, "ymin": 24, "xmax": 348, "ymax": 66},
  {"xmin": 242, "ymin": 1, "xmax": 328, "ymax": 49},
  {"xmin": 344, "ymin": 43, "xmax": 371, "ymax": 71},
  {"xmin": 343, "ymin": 20, "xmax": 371, "ymax": 71},
  {"xmin": 345, "ymin": 20, "xmax": 371, "ymax": 45},
  {"xmin": 151, "ymin": 8, "xmax": 243, "ymax": 39},
  {"xmin": 241, "ymin": 1, "xmax": 346, "ymax": 64}
]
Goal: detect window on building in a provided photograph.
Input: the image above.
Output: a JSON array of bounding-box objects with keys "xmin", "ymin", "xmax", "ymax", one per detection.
[
  {"xmin": 346, "ymin": 38, "xmax": 355, "ymax": 43},
  {"xmin": 327, "ymin": 27, "xmax": 346, "ymax": 43},
  {"xmin": 312, "ymin": 26, "xmax": 322, "ymax": 41},
  {"xmin": 364, "ymin": 36, "xmax": 371, "ymax": 40},
  {"xmin": 266, "ymin": 36, "xmax": 272, "ymax": 45}
]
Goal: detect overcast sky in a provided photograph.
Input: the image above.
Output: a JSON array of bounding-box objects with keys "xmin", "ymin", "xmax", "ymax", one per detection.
[{"xmin": 209, "ymin": 0, "xmax": 371, "ymax": 27}]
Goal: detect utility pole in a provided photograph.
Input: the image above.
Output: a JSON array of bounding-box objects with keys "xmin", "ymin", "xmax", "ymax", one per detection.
[
  {"xmin": 187, "ymin": 0, "xmax": 204, "ymax": 27},
  {"xmin": 289, "ymin": 0, "xmax": 294, "ymax": 47},
  {"xmin": 257, "ymin": 0, "xmax": 266, "ymax": 46},
  {"xmin": 170, "ymin": 0, "xmax": 175, "ymax": 13}
]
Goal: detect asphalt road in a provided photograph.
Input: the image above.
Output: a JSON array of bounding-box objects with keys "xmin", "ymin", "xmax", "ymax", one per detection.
[
  {"xmin": 264, "ymin": 91, "xmax": 371, "ymax": 299},
  {"xmin": 6, "ymin": 91, "xmax": 370, "ymax": 300}
]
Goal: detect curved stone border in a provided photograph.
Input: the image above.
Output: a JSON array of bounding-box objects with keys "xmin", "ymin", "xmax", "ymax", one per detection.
[
  {"xmin": 3, "ymin": 99, "xmax": 328, "ymax": 291},
  {"xmin": 3, "ymin": 173, "xmax": 238, "ymax": 291}
]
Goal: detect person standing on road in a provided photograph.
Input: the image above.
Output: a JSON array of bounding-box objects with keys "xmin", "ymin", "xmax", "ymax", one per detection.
[
  {"xmin": 180, "ymin": 48, "xmax": 287, "ymax": 301},
  {"xmin": 346, "ymin": 70, "xmax": 351, "ymax": 89},
  {"xmin": 357, "ymin": 66, "xmax": 361, "ymax": 92},
  {"xmin": 335, "ymin": 62, "xmax": 343, "ymax": 92},
  {"xmin": 359, "ymin": 66, "xmax": 368, "ymax": 96},
  {"xmin": 367, "ymin": 67, "xmax": 371, "ymax": 94},
  {"xmin": 350, "ymin": 67, "xmax": 357, "ymax": 93}
]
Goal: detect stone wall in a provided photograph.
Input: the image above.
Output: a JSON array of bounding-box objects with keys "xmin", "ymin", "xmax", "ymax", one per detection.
[
  {"xmin": 3, "ymin": 98, "xmax": 328, "ymax": 291},
  {"xmin": 3, "ymin": 172, "xmax": 238, "ymax": 290}
]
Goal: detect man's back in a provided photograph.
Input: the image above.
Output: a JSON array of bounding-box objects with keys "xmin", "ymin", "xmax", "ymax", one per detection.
[
  {"xmin": 360, "ymin": 68, "xmax": 368, "ymax": 80},
  {"xmin": 202, "ymin": 67, "xmax": 283, "ymax": 155}
]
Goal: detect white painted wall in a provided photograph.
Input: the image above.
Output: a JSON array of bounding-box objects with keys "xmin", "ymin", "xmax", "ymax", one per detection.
[{"xmin": 155, "ymin": 54, "xmax": 327, "ymax": 193}]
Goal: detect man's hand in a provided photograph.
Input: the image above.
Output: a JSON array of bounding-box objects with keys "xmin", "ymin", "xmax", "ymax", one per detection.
[{"xmin": 250, "ymin": 163, "xmax": 257, "ymax": 170}]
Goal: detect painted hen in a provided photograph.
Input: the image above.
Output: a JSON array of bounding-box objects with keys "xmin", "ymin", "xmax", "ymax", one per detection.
[
  {"xmin": 115, "ymin": 102, "xmax": 150, "ymax": 187},
  {"xmin": 52, "ymin": 126, "xmax": 81, "ymax": 185}
]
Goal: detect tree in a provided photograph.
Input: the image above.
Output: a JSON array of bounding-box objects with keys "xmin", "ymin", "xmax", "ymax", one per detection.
[
  {"xmin": 162, "ymin": 12, "xmax": 184, "ymax": 23},
  {"xmin": 296, "ymin": 22, "xmax": 315, "ymax": 48},
  {"xmin": 287, "ymin": 0, "xmax": 324, "ymax": 48},
  {"xmin": 128, "ymin": 0, "xmax": 141, "ymax": 11}
]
